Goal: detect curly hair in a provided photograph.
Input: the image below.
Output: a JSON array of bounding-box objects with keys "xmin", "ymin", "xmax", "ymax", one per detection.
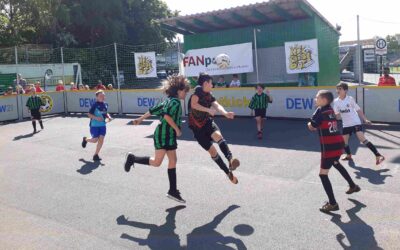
[{"xmin": 164, "ymin": 75, "xmax": 190, "ymax": 98}]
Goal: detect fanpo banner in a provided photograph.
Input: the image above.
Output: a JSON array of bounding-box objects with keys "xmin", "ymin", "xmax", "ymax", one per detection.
[
  {"xmin": 183, "ymin": 43, "xmax": 254, "ymax": 77},
  {"xmin": 134, "ymin": 52, "xmax": 157, "ymax": 78},
  {"xmin": 285, "ymin": 39, "xmax": 319, "ymax": 74}
]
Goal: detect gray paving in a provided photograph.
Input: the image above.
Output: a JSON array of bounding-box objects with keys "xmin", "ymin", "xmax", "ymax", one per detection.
[{"xmin": 1, "ymin": 115, "xmax": 399, "ymax": 250}]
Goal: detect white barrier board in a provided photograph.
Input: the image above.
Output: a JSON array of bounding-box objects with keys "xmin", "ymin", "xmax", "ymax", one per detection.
[
  {"xmin": 186, "ymin": 87, "xmax": 356, "ymax": 119},
  {"xmin": 121, "ymin": 90, "xmax": 167, "ymax": 114},
  {"xmin": 21, "ymin": 92, "xmax": 65, "ymax": 118},
  {"xmin": 0, "ymin": 96, "xmax": 18, "ymax": 121},
  {"xmin": 66, "ymin": 91, "xmax": 119, "ymax": 113},
  {"xmin": 364, "ymin": 87, "xmax": 400, "ymax": 123}
]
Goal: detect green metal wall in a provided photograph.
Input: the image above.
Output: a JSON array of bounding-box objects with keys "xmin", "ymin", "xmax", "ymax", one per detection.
[
  {"xmin": 184, "ymin": 17, "xmax": 340, "ymax": 86},
  {"xmin": 314, "ymin": 16, "xmax": 340, "ymax": 86},
  {"xmin": 184, "ymin": 18, "xmax": 315, "ymax": 51}
]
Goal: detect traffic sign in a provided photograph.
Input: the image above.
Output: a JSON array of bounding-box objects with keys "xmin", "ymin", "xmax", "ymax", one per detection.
[{"xmin": 375, "ymin": 38, "xmax": 387, "ymax": 55}]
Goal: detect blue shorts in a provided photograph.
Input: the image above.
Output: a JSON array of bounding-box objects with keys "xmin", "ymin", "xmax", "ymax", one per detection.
[{"xmin": 90, "ymin": 126, "xmax": 106, "ymax": 138}]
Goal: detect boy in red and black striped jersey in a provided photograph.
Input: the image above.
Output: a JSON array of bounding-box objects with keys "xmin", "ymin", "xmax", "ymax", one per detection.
[{"xmin": 308, "ymin": 90, "xmax": 360, "ymax": 213}]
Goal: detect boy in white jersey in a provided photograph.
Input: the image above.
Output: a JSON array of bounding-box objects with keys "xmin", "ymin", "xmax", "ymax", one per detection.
[{"xmin": 334, "ymin": 83, "xmax": 385, "ymax": 165}]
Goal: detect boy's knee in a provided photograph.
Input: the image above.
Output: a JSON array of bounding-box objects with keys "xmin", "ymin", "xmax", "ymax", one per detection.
[
  {"xmin": 208, "ymin": 146, "xmax": 218, "ymax": 157},
  {"xmin": 319, "ymin": 168, "xmax": 329, "ymax": 175}
]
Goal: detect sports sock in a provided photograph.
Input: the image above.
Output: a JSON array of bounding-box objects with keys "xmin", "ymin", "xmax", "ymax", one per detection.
[
  {"xmin": 333, "ymin": 162, "xmax": 356, "ymax": 188},
  {"xmin": 32, "ymin": 121, "xmax": 37, "ymax": 131},
  {"xmin": 344, "ymin": 145, "xmax": 351, "ymax": 155},
  {"xmin": 319, "ymin": 174, "xmax": 337, "ymax": 205},
  {"xmin": 168, "ymin": 168, "xmax": 177, "ymax": 192},
  {"xmin": 39, "ymin": 120, "xmax": 44, "ymax": 129},
  {"xmin": 134, "ymin": 156, "xmax": 150, "ymax": 165},
  {"xmin": 212, "ymin": 154, "xmax": 230, "ymax": 175},
  {"xmin": 363, "ymin": 140, "xmax": 381, "ymax": 157},
  {"xmin": 217, "ymin": 139, "xmax": 232, "ymax": 161}
]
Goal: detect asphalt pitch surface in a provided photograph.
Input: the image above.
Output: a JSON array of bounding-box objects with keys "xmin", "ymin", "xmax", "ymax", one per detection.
[{"xmin": 1, "ymin": 115, "xmax": 400, "ymax": 250}]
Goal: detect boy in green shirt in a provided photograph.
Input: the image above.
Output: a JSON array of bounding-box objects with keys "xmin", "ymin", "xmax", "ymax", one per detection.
[
  {"xmin": 248, "ymin": 84, "xmax": 273, "ymax": 139},
  {"xmin": 26, "ymin": 87, "xmax": 44, "ymax": 133},
  {"xmin": 124, "ymin": 75, "xmax": 190, "ymax": 203}
]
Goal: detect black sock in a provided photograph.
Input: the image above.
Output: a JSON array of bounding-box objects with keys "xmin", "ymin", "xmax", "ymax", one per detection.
[
  {"xmin": 39, "ymin": 120, "xmax": 43, "ymax": 129},
  {"xmin": 319, "ymin": 175, "xmax": 337, "ymax": 205},
  {"xmin": 212, "ymin": 154, "xmax": 230, "ymax": 175},
  {"xmin": 333, "ymin": 162, "xmax": 356, "ymax": 188},
  {"xmin": 32, "ymin": 121, "xmax": 37, "ymax": 131},
  {"xmin": 217, "ymin": 139, "xmax": 232, "ymax": 161},
  {"xmin": 168, "ymin": 168, "xmax": 177, "ymax": 192},
  {"xmin": 363, "ymin": 140, "xmax": 381, "ymax": 157},
  {"xmin": 344, "ymin": 145, "xmax": 351, "ymax": 155},
  {"xmin": 134, "ymin": 156, "xmax": 150, "ymax": 165}
]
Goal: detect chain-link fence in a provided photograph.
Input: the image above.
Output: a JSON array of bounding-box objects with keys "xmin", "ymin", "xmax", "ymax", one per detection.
[{"xmin": 0, "ymin": 42, "xmax": 181, "ymax": 93}]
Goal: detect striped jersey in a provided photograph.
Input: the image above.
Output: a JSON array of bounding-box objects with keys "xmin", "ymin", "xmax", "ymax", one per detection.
[
  {"xmin": 249, "ymin": 93, "xmax": 271, "ymax": 109},
  {"xmin": 26, "ymin": 95, "xmax": 44, "ymax": 110},
  {"xmin": 149, "ymin": 100, "xmax": 166, "ymax": 116},
  {"xmin": 310, "ymin": 105, "xmax": 344, "ymax": 159},
  {"xmin": 153, "ymin": 97, "xmax": 182, "ymax": 149},
  {"xmin": 188, "ymin": 86, "xmax": 216, "ymax": 129}
]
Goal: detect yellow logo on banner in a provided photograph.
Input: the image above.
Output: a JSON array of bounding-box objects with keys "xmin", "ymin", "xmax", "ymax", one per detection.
[
  {"xmin": 137, "ymin": 55, "xmax": 154, "ymax": 75},
  {"xmin": 289, "ymin": 45, "xmax": 314, "ymax": 70},
  {"xmin": 217, "ymin": 96, "xmax": 251, "ymax": 108},
  {"xmin": 40, "ymin": 94, "xmax": 53, "ymax": 113}
]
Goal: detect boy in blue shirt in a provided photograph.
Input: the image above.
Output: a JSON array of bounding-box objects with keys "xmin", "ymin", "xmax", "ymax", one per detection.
[{"xmin": 81, "ymin": 90, "xmax": 112, "ymax": 161}]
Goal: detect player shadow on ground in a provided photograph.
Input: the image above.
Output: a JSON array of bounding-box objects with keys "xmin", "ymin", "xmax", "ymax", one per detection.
[
  {"xmin": 117, "ymin": 204, "xmax": 253, "ymax": 250},
  {"xmin": 116, "ymin": 205, "xmax": 186, "ymax": 250},
  {"xmin": 13, "ymin": 131, "xmax": 40, "ymax": 141},
  {"xmin": 76, "ymin": 158, "xmax": 105, "ymax": 175},
  {"xmin": 327, "ymin": 199, "xmax": 383, "ymax": 250},
  {"xmin": 347, "ymin": 161, "xmax": 392, "ymax": 185},
  {"xmin": 185, "ymin": 204, "xmax": 249, "ymax": 250},
  {"xmin": 391, "ymin": 155, "xmax": 400, "ymax": 164}
]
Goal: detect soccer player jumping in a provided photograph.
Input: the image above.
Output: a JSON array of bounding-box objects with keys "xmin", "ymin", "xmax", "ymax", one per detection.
[
  {"xmin": 188, "ymin": 73, "xmax": 240, "ymax": 184},
  {"xmin": 334, "ymin": 83, "xmax": 385, "ymax": 165}
]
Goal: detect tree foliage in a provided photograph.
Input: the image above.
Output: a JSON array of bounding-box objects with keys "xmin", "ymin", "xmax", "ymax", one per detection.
[{"xmin": 0, "ymin": 0, "xmax": 178, "ymax": 47}]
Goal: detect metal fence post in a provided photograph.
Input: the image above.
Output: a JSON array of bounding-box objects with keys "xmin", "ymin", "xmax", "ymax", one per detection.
[
  {"xmin": 61, "ymin": 47, "xmax": 68, "ymax": 114},
  {"xmin": 14, "ymin": 46, "xmax": 23, "ymax": 121},
  {"xmin": 114, "ymin": 42, "xmax": 122, "ymax": 115}
]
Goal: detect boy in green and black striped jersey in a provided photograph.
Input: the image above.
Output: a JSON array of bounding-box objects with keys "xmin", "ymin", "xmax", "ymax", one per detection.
[
  {"xmin": 248, "ymin": 84, "xmax": 273, "ymax": 139},
  {"xmin": 124, "ymin": 75, "xmax": 190, "ymax": 203},
  {"xmin": 26, "ymin": 87, "xmax": 45, "ymax": 133}
]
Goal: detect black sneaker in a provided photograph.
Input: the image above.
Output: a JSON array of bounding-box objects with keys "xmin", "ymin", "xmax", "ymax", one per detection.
[
  {"xmin": 319, "ymin": 202, "xmax": 339, "ymax": 213},
  {"xmin": 346, "ymin": 185, "xmax": 361, "ymax": 195},
  {"xmin": 93, "ymin": 154, "xmax": 101, "ymax": 161},
  {"xmin": 124, "ymin": 153, "xmax": 135, "ymax": 172},
  {"xmin": 167, "ymin": 190, "xmax": 186, "ymax": 203},
  {"xmin": 82, "ymin": 137, "xmax": 87, "ymax": 148}
]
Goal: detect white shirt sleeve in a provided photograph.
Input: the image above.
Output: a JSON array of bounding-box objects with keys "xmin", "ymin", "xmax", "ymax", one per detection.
[
  {"xmin": 333, "ymin": 100, "xmax": 339, "ymax": 114},
  {"xmin": 349, "ymin": 96, "xmax": 361, "ymax": 111}
]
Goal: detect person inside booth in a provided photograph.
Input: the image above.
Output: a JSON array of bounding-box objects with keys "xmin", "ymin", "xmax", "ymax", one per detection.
[
  {"xmin": 35, "ymin": 81, "xmax": 44, "ymax": 93},
  {"xmin": 378, "ymin": 67, "xmax": 397, "ymax": 86},
  {"xmin": 96, "ymin": 80, "xmax": 107, "ymax": 90},
  {"xmin": 56, "ymin": 80, "xmax": 65, "ymax": 91}
]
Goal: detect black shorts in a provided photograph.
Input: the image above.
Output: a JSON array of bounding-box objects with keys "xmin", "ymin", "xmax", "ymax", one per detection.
[
  {"xmin": 254, "ymin": 108, "xmax": 266, "ymax": 118},
  {"xmin": 191, "ymin": 120, "xmax": 220, "ymax": 151},
  {"xmin": 343, "ymin": 125, "xmax": 363, "ymax": 135},
  {"xmin": 30, "ymin": 109, "xmax": 41, "ymax": 120},
  {"xmin": 321, "ymin": 156, "xmax": 340, "ymax": 170}
]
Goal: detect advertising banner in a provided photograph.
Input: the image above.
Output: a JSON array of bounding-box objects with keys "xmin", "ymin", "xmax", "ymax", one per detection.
[
  {"xmin": 66, "ymin": 91, "xmax": 119, "ymax": 113},
  {"xmin": 21, "ymin": 92, "xmax": 65, "ymax": 118},
  {"xmin": 183, "ymin": 43, "xmax": 254, "ymax": 77},
  {"xmin": 285, "ymin": 39, "xmax": 319, "ymax": 74},
  {"xmin": 134, "ymin": 52, "xmax": 157, "ymax": 78},
  {"xmin": 0, "ymin": 96, "xmax": 18, "ymax": 121}
]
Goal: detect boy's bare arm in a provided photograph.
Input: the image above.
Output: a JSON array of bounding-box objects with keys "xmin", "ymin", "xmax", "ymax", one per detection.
[
  {"xmin": 133, "ymin": 112, "xmax": 151, "ymax": 125},
  {"xmin": 356, "ymin": 110, "xmax": 371, "ymax": 124},
  {"xmin": 212, "ymin": 101, "xmax": 234, "ymax": 119}
]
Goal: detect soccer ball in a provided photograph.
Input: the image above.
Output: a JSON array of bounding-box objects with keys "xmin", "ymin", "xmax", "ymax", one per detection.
[{"xmin": 215, "ymin": 54, "xmax": 230, "ymax": 69}]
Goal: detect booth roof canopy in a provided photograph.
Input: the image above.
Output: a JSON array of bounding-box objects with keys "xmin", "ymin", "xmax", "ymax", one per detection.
[{"xmin": 158, "ymin": 0, "xmax": 339, "ymax": 35}]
